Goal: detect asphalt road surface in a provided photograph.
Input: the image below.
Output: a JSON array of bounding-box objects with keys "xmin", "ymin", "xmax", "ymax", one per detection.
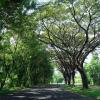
[{"xmin": 0, "ymin": 85, "xmax": 95, "ymax": 100}]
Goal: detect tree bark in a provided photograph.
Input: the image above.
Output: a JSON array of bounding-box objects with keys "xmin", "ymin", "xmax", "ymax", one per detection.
[
  {"xmin": 77, "ymin": 66, "xmax": 88, "ymax": 89},
  {"xmin": 68, "ymin": 73, "xmax": 71, "ymax": 85},
  {"xmin": 63, "ymin": 72, "xmax": 68, "ymax": 84},
  {"xmin": 71, "ymin": 71, "xmax": 75, "ymax": 86}
]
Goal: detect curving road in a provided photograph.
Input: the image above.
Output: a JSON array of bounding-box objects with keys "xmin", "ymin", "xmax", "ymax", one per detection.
[{"xmin": 0, "ymin": 85, "xmax": 95, "ymax": 100}]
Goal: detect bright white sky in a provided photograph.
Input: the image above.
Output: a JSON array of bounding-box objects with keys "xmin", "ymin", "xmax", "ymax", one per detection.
[
  {"xmin": 37, "ymin": 0, "xmax": 50, "ymax": 3},
  {"xmin": 85, "ymin": 53, "xmax": 92, "ymax": 63},
  {"xmin": 27, "ymin": 0, "xmax": 51, "ymax": 14}
]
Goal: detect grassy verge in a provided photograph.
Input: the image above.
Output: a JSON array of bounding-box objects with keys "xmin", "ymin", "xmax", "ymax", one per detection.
[
  {"xmin": 64, "ymin": 85, "xmax": 100, "ymax": 100},
  {"xmin": 0, "ymin": 87, "xmax": 24, "ymax": 95}
]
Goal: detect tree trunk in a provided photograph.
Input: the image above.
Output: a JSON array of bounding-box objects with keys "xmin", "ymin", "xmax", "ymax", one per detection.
[
  {"xmin": 77, "ymin": 66, "xmax": 88, "ymax": 89},
  {"xmin": 71, "ymin": 71, "xmax": 75, "ymax": 86},
  {"xmin": 63, "ymin": 72, "xmax": 68, "ymax": 84},
  {"xmin": 68, "ymin": 73, "xmax": 71, "ymax": 85}
]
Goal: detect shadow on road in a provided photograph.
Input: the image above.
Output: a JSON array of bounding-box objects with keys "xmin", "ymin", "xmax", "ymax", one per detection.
[{"xmin": 0, "ymin": 86, "xmax": 95, "ymax": 100}]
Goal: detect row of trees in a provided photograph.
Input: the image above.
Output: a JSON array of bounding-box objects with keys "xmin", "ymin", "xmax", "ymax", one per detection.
[
  {"xmin": 0, "ymin": 0, "xmax": 99, "ymax": 89},
  {"xmin": 0, "ymin": 0, "xmax": 53, "ymax": 90},
  {"xmin": 35, "ymin": 0, "xmax": 100, "ymax": 88}
]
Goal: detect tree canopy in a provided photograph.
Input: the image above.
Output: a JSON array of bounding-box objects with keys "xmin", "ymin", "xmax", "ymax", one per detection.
[
  {"xmin": 0, "ymin": 0, "xmax": 100, "ymax": 89},
  {"xmin": 36, "ymin": 0, "xmax": 100, "ymax": 88}
]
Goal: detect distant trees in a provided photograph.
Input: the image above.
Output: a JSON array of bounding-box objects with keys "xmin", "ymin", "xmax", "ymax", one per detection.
[
  {"xmin": 90, "ymin": 52, "xmax": 100, "ymax": 85},
  {"xmin": 85, "ymin": 51, "xmax": 100, "ymax": 85},
  {"xmin": 54, "ymin": 50, "xmax": 75, "ymax": 86}
]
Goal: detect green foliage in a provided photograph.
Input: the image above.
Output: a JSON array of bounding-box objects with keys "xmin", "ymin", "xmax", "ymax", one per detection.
[
  {"xmin": 84, "ymin": 52, "xmax": 100, "ymax": 85},
  {"xmin": 0, "ymin": 0, "xmax": 54, "ymax": 89},
  {"xmin": 0, "ymin": 87, "xmax": 23, "ymax": 95},
  {"xmin": 36, "ymin": 0, "xmax": 99, "ymax": 89},
  {"xmin": 52, "ymin": 70, "xmax": 64, "ymax": 83},
  {"xmin": 90, "ymin": 53, "xmax": 100, "ymax": 85},
  {"xmin": 0, "ymin": 0, "xmax": 99, "ymax": 90}
]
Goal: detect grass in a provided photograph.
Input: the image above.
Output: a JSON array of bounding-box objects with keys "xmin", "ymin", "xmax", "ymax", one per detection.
[
  {"xmin": 0, "ymin": 87, "xmax": 24, "ymax": 95},
  {"xmin": 64, "ymin": 85, "xmax": 100, "ymax": 100}
]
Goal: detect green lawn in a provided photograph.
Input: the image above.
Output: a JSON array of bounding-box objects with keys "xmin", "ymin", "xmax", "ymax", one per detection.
[{"xmin": 64, "ymin": 85, "xmax": 100, "ymax": 100}]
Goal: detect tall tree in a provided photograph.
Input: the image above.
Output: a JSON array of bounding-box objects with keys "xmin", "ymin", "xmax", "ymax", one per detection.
[{"xmin": 37, "ymin": 0, "xmax": 100, "ymax": 88}]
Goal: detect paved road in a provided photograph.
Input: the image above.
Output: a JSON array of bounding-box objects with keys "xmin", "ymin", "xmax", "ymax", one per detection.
[{"xmin": 0, "ymin": 86, "xmax": 95, "ymax": 100}]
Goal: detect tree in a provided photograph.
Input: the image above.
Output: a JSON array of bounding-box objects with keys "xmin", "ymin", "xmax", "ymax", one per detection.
[
  {"xmin": 37, "ymin": 0, "xmax": 100, "ymax": 88},
  {"xmin": 54, "ymin": 49, "xmax": 75, "ymax": 85},
  {"xmin": 90, "ymin": 52, "xmax": 100, "ymax": 85}
]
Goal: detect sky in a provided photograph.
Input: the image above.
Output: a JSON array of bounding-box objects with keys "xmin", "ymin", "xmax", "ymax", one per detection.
[{"xmin": 37, "ymin": 0, "xmax": 50, "ymax": 3}]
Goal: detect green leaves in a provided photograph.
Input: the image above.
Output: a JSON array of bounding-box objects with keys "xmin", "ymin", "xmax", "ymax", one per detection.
[
  {"xmin": 85, "ymin": 52, "xmax": 100, "ymax": 85},
  {"xmin": 0, "ymin": 0, "xmax": 54, "ymax": 89}
]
